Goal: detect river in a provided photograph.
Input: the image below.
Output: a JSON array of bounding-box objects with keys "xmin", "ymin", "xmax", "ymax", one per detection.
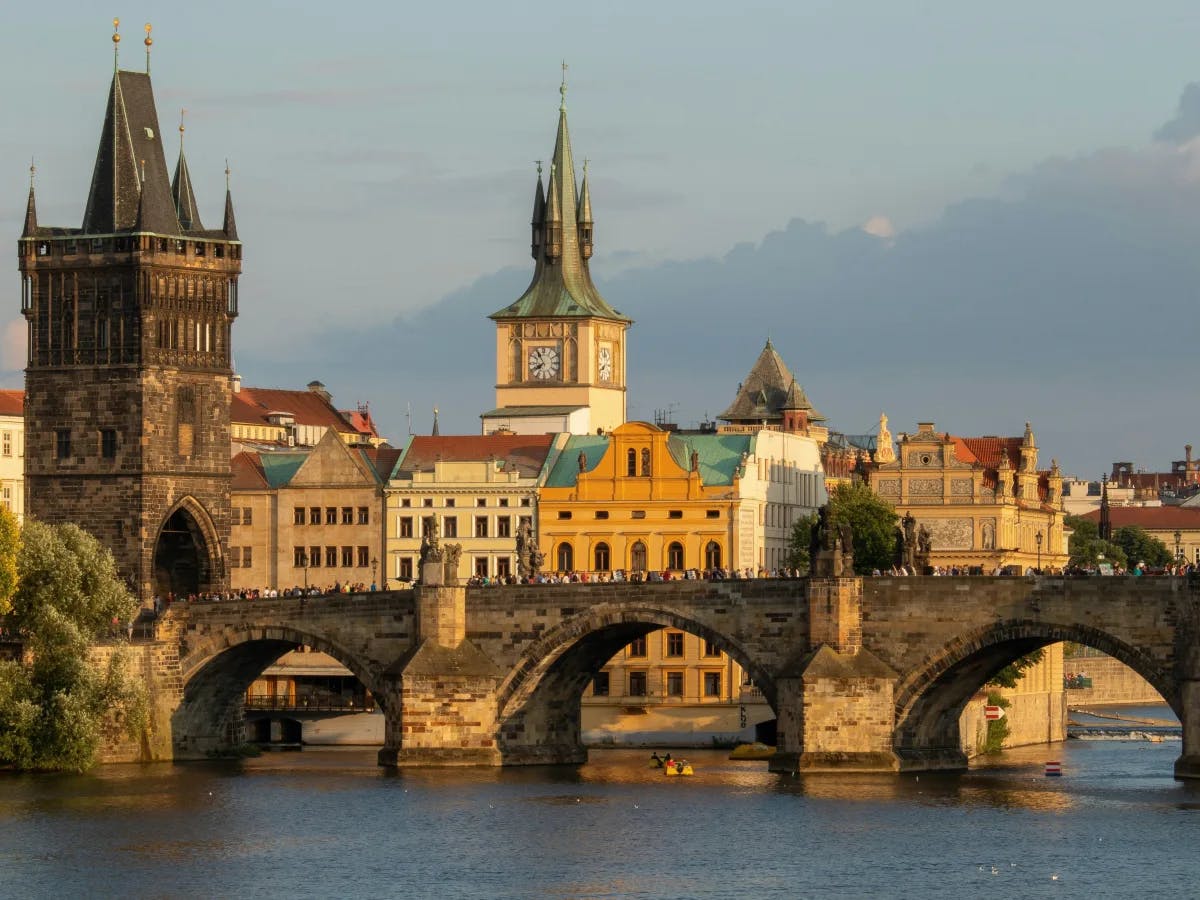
[{"xmin": 2, "ymin": 722, "xmax": 1198, "ymax": 898}]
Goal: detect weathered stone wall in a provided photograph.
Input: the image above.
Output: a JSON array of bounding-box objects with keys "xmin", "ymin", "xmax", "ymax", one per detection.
[
  {"xmin": 1065, "ymin": 655, "xmax": 1165, "ymax": 706},
  {"xmin": 91, "ymin": 640, "xmax": 182, "ymax": 764}
]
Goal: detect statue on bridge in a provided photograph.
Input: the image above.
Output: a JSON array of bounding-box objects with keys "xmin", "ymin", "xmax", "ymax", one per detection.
[
  {"xmin": 810, "ymin": 504, "xmax": 855, "ymax": 577},
  {"xmin": 516, "ymin": 521, "xmax": 544, "ymax": 580},
  {"xmin": 894, "ymin": 513, "xmax": 933, "ymax": 573}
]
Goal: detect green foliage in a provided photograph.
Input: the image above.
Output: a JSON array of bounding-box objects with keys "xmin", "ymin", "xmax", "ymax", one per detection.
[
  {"xmin": 982, "ymin": 691, "xmax": 1011, "ymax": 754},
  {"xmin": 1112, "ymin": 525, "xmax": 1173, "ymax": 569},
  {"xmin": 987, "ymin": 649, "xmax": 1046, "ymax": 688},
  {"xmin": 827, "ymin": 481, "xmax": 899, "ymax": 575},
  {"xmin": 0, "ymin": 506, "xmax": 18, "ymax": 616},
  {"xmin": 786, "ymin": 513, "xmax": 817, "ymax": 573},
  {"xmin": 0, "ymin": 521, "xmax": 146, "ymax": 772},
  {"xmin": 1064, "ymin": 515, "xmax": 1127, "ymax": 569}
]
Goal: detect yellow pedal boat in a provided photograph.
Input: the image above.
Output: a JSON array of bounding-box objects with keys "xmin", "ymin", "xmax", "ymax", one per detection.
[{"xmin": 664, "ymin": 761, "xmax": 694, "ymax": 776}]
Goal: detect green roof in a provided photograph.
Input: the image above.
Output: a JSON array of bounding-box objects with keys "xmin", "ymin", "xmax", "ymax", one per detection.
[
  {"xmin": 258, "ymin": 452, "xmax": 308, "ymax": 489},
  {"xmin": 666, "ymin": 433, "xmax": 754, "ymax": 486},
  {"xmin": 545, "ymin": 435, "xmax": 613, "ymax": 487}
]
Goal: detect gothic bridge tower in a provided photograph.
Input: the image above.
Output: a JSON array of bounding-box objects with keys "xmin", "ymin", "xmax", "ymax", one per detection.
[
  {"xmin": 18, "ymin": 23, "xmax": 241, "ymax": 599},
  {"xmin": 483, "ymin": 70, "xmax": 631, "ymax": 436}
]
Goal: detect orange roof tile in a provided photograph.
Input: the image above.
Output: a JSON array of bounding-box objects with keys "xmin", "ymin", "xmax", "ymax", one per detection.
[
  {"xmin": 231, "ymin": 451, "xmax": 269, "ymax": 490},
  {"xmin": 1079, "ymin": 506, "xmax": 1200, "ymax": 529},
  {"xmin": 395, "ymin": 434, "xmax": 555, "ymax": 479},
  {"xmin": 232, "ymin": 386, "xmax": 358, "ymax": 435},
  {"xmin": 0, "ymin": 390, "xmax": 24, "ymax": 417}
]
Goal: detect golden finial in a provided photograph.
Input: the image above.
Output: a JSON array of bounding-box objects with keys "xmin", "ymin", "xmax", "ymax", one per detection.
[
  {"xmin": 144, "ymin": 23, "xmax": 152, "ymax": 74},
  {"xmin": 179, "ymin": 108, "xmax": 186, "ymax": 140},
  {"xmin": 112, "ymin": 17, "xmax": 121, "ymax": 71}
]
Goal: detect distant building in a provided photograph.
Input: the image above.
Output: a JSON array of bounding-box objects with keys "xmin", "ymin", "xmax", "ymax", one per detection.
[
  {"xmin": 231, "ymin": 378, "xmax": 383, "ymax": 450},
  {"xmin": 0, "ymin": 391, "xmax": 24, "ymax": 521},
  {"xmin": 1109, "ymin": 446, "xmax": 1200, "ymax": 504},
  {"xmin": 1079, "ymin": 505, "xmax": 1200, "ymax": 566}
]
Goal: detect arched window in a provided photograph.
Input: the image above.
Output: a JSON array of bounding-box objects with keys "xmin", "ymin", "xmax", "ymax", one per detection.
[
  {"xmin": 594, "ymin": 542, "xmax": 610, "ymax": 572},
  {"xmin": 627, "ymin": 448, "xmax": 637, "ymax": 476},
  {"xmin": 631, "ymin": 541, "xmax": 647, "ymax": 572},
  {"xmin": 556, "ymin": 542, "xmax": 574, "ymax": 573},
  {"xmin": 705, "ymin": 541, "xmax": 722, "ymax": 569},
  {"xmin": 641, "ymin": 448, "xmax": 652, "ymax": 477},
  {"xmin": 667, "ymin": 541, "xmax": 684, "ymax": 570}
]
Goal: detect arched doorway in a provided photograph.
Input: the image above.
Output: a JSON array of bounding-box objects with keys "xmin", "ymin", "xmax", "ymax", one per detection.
[
  {"xmin": 631, "ymin": 541, "xmax": 647, "ymax": 572},
  {"xmin": 556, "ymin": 542, "xmax": 574, "ymax": 573},
  {"xmin": 153, "ymin": 504, "xmax": 216, "ymax": 598},
  {"xmin": 593, "ymin": 542, "xmax": 610, "ymax": 572},
  {"xmin": 667, "ymin": 541, "xmax": 684, "ymax": 570}
]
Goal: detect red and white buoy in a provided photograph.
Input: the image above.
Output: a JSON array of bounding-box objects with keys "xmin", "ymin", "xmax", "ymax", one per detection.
[{"xmin": 1044, "ymin": 761, "xmax": 1063, "ymax": 777}]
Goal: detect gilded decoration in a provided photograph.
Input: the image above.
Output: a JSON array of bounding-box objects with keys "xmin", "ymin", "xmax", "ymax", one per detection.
[
  {"xmin": 906, "ymin": 450, "xmax": 942, "ymax": 467},
  {"xmin": 877, "ymin": 479, "xmax": 900, "ymax": 496},
  {"xmin": 951, "ymin": 478, "xmax": 973, "ymax": 496},
  {"xmin": 924, "ymin": 517, "xmax": 973, "ymax": 550},
  {"xmin": 908, "ymin": 478, "xmax": 944, "ymax": 497}
]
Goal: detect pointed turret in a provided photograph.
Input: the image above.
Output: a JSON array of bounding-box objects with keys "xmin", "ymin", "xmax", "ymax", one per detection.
[
  {"xmin": 577, "ymin": 161, "xmax": 593, "ymax": 259},
  {"xmin": 1020, "ymin": 421, "xmax": 1038, "ymax": 472},
  {"xmin": 171, "ymin": 118, "xmax": 203, "ymax": 231},
  {"xmin": 223, "ymin": 164, "xmax": 239, "ymax": 241},
  {"xmin": 82, "ymin": 70, "xmax": 180, "ymax": 235},
  {"xmin": 719, "ymin": 338, "xmax": 824, "ymax": 426},
  {"xmin": 22, "ymin": 170, "xmax": 38, "ymax": 238},
  {"xmin": 490, "ymin": 74, "xmax": 627, "ymax": 322},
  {"xmin": 530, "ymin": 166, "xmax": 545, "ymax": 259}
]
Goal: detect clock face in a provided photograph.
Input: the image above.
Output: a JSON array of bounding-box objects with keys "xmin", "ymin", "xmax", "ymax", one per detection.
[
  {"xmin": 528, "ymin": 346, "xmax": 560, "ymax": 380},
  {"xmin": 597, "ymin": 346, "xmax": 613, "ymax": 383}
]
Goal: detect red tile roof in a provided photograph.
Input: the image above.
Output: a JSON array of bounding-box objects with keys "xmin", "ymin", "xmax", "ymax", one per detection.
[
  {"xmin": 231, "ymin": 451, "xmax": 269, "ymax": 490},
  {"xmin": 0, "ymin": 390, "xmax": 24, "ymax": 417},
  {"xmin": 1079, "ymin": 506, "xmax": 1200, "ymax": 529},
  {"xmin": 954, "ymin": 436, "xmax": 1023, "ymax": 470},
  {"xmin": 232, "ymin": 386, "xmax": 358, "ymax": 435},
  {"xmin": 395, "ymin": 434, "xmax": 555, "ymax": 479},
  {"xmin": 359, "ymin": 446, "xmax": 403, "ymax": 481}
]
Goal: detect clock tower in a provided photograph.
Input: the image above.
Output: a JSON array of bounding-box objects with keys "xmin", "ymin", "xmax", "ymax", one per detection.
[{"xmin": 482, "ymin": 73, "xmax": 631, "ymax": 436}]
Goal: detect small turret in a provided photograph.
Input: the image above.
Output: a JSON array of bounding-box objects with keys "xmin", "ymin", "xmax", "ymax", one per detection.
[
  {"xmin": 544, "ymin": 164, "xmax": 562, "ymax": 260},
  {"xmin": 577, "ymin": 160, "xmax": 593, "ymax": 259},
  {"xmin": 222, "ymin": 163, "xmax": 238, "ymax": 241},
  {"xmin": 530, "ymin": 164, "xmax": 545, "ymax": 260},
  {"xmin": 22, "ymin": 165, "xmax": 37, "ymax": 238},
  {"xmin": 1020, "ymin": 421, "xmax": 1038, "ymax": 472},
  {"xmin": 171, "ymin": 112, "xmax": 203, "ymax": 231}
]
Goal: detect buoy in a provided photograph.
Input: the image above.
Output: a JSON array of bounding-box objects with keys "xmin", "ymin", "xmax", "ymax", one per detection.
[{"xmin": 1045, "ymin": 761, "xmax": 1062, "ymax": 777}]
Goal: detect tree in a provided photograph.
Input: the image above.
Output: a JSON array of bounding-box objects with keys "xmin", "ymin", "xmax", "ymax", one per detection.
[
  {"xmin": 1112, "ymin": 525, "xmax": 1173, "ymax": 569},
  {"xmin": 786, "ymin": 513, "xmax": 817, "ymax": 573},
  {"xmin": 789, "ymin": 481, "xmax": 899, "ymax": 575},
  {"xmin": 0, "ymin": 521, "xmax": 147, "ymax": 772},
  {"xmin": 0, "ymin": 506, "xmax": 18, "ymax": 616},
  {"xmin": 1064, "ymin": 514, "xmax": 1126, "ymax": 569}
]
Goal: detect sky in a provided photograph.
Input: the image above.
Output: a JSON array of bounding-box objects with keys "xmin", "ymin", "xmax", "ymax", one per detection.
[{"xmin": 3, "ymin": 2, "xmax": 1200, "ymax": 477}]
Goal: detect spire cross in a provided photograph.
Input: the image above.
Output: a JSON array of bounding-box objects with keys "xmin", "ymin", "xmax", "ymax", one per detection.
[
  {"xmin": 583, "ymin": 157, "xmax": 590, "ymax": 176},
  {"xmin": 144, "ymin": 23, "xmax": 153, "ymax": 75},
  {"xmin": 29, "ymin": 158, "xmax": 35, "ymax": 188},
  {"xmin": 225, "ymin": 159, "xmax": 231, "ymax": 191}
]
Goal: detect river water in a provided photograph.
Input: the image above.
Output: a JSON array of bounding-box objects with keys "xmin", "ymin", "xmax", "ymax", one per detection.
[{"xmin": 2, "ymin": 720, "xmax": 1198, "ymax": 898}]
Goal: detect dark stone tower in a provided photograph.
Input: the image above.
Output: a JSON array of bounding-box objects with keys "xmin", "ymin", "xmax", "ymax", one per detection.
[{"xmin": 18, "ymin": 29, "xmax": 241, "ymax": 600}]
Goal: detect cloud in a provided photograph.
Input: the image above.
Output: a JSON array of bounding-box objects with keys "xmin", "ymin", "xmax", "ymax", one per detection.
[
  {"xmin": 1155, "ymin": 83, "xmax": 1200, "ymax": 144},
  {"xmin": 0, "ymin": 319, "xmax": 25, "ymax": 372},
  {"xmin": 860, "ymin": 215, "xmax": 895, "ymax": 239}
]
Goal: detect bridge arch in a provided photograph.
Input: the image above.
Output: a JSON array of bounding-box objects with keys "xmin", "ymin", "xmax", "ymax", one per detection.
[
  {"xmin": 494, "ymin": 603, "xmax": 774, "ymax": 764},
  {"xmin": 893, "ymin": 619, "xmax": 1179, "ymax": 765},
  {"xmin": 172, "ymin": 624, "xmax": 385, "ymax": 758}
]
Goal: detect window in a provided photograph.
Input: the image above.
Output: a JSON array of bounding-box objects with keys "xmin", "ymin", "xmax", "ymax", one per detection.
[
  {"xmin": 357, "ymin": 546, "xmax": 369, "ymax": 567},
  {"xmin": 626, "ymin": 448, "xmax": 637, "ymax": 476},
  {"xmin": 242, "ymin": 507, "xmax": 252, "ymax": 526},
  {"xmin": 631, "ymin": 541, "xmax": 647, "ymax": 572},
  {"xmin": 310, "ymin": 506, "xmax": 321, "ymax": 525},
  {"xmin": 641, "ymin": 448, "xmax": 651, "ymax": 476},
  {"xmin": 594, "ymin": 510, "xmax": 609, "ymax": 520},
  {"xmin": 231, "ymin": 507, "xmax": 241, "ymax": 526},
  {"xmin": 3, "ymin": 432, "xmax": 12, "ymax": 456},
  {"xmin": 399, "ymin": 516, "xmax": 414, "ymax": 538},
  {"xmin": 401, "ymin": 498, "xmax": 411, "ymax": 508},
  {"xmin": 628, "ymin": 636, "xmax": 647, "ymax": 658},
  {"xmin": 706, "ymin": 509, "xmax": 720, "ymax": 519},
  {"xmin": 499, "ymin": 498, "xmax": 509, "ymax": 508},
  {"xmin": 703, "ymin": 672, "xmax": 722, "ymax": 697},
  {"xmin": 705, "ymin": 541, "xmax": 722, "ymax": 570},
  {"xmin": 667, "ymin": 542, "xmax": 684, "ymax": 570},
  {"xmin": 325, "ymin": 507, "xmax": 337, "ymax": 524},
  {"xmin": 474, "ymin": 557, "xmax": 488, "ymax": 577},
  {"xmin": 242, "ymin": 547, "xmax": 252, "ymax": 568},
  {"xmin": 423, "ymin": 498, "xmax": 433, "ymax": 507},
  {"xmin": 342, "ymin": 546, "xmax": 354, "ymax": 567},
  {"xmin": 101, "ymin": 429, "xmax": 117, "ymax": 459},
  {"xmin": 358, "ymin": 507, "xmax": 369, "ymax": 525},
  {"xmin": 557, "ymin": 511, "xmax": 572, "ymax": 520},
  {"xmin": 556, "ymin": 542, "xmax": 574, "ymax": 572},
  {"xmin": 293, "ymin": 547, "xmax": 307, "ymax": 567},
  {"xmin": 496, "ymin": 557, "xmax": 511, "ymax": 578},
  {"xmin": 475, "ymin": 516, "xmax": 488, "ymax": 538},
  {"xmin": 229, "ymin": 546, "xmax": 241, "ymax": 568},
  {"xmin": 476, "ymin": 498, "xmax": 487, "ymax": 507},
  {"xmin": 325, "ymin": 546, "xmax": 337, "ymax": 567},
  {"xmin": 55, "ymin": 429, "xmax": 71, "ymax": 460},
  {"xmin": 668, "ymin": 510, "xmax": 683, "ymax": 519},
  {"xmin": 310, "ymin": 546, "xmax": 322, "ymax": 568},
  {"xmin": 631, "ymin": 510, "xmax": 646, "ymax": 520},
  {"xmin": 294, "ymin": 507, "xmax": 306, "ymax": 525},
  {"xmin": 666, "ymin": 671, "xmax": 684, "ymax": 697},
  {"xmin": 497, "ymin": 516, "xmax": 511, "ymax": 538},
  {"xmin": 594, "ymin": 542, "xmax": 610, "ymax": 572},
  {"xmin": 445, "ymin": 498, "xmax": 455, "ymax": 508},
  {"xmin": 520, "ymin": 498, "xmax": 531, "ymax": 507},
  {"xmin": 399, "ymin": 557, "xmax": 413, "ymax": 581},
  {"xmin": 592, "ymin": 672, "xmax": 610, "ymax": 697},
  {"xmin": 443, "ymin": 516, "xmax": 458, "ymax": 538},
  {"xmin": 704, "ymin": 639, "xmax": 721, "ymax": 658},
  {"xmin": 666, "ymin": 632, "xmax": 684, "ymax": 657},
  {"xmin": 628, "ymin": 672, "xmax": 647, "ymax": 697},
  {"xmin": 342, "ymin": 507, "xmax": 353, "ymax": 525}
]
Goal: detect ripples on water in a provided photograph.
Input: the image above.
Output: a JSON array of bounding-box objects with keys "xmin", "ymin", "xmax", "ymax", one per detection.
[{"xmin": 2, "ymin": 739, "xmax": 1200, "ymax": 899}]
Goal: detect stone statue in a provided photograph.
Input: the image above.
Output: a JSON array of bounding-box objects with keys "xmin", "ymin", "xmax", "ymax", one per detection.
[
  {"xmin": 690, "ymin": 448, "xmax": 700, "ymax": 473},
  {"xmin": 516, "ymin": 521, "xmax": 542, "ymax": 579},
  {"xmin": 420, "ymin": 515, "xmax": 443, "ymax": 564},
  {"xmin": 810, "ymin": 504, "xmax": 852, "ymax": 576},
  {"xmin": 578, "ymin": 450, "xmax": 587, "ymax": 472},
  {"xmin": 837, "ymin": 521, "xmax": 855, "ymax": 576},
  {"xmin": 875, "ymin": 412, "xmax": 896, "ymax": 464},
  {"xmin": 443, "ymin": 543, "xmax": 463, "ymax": 585}
]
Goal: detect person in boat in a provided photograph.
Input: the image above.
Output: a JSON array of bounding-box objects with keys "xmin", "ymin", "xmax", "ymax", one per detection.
[
  {"xmin": 663, "ymin": 752, "xmax": 674, "ymax": 768},
  {"xmin": 650, "ymin": 752, "xmax": 664, "ymax": 768}
]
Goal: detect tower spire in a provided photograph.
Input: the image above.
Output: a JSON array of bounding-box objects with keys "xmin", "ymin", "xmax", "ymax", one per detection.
[
  {"xmin": 223, "ymin": 160, "xmax": 239, "ymax": 240},
  {"xmin": 577, "ymin": 157, "xmax": 593, "ymax": 258},
  {"xmin": 22, "ymin": 161, "xmax": 38, "ymax": 238},
  {"xmin": 530, "ymin": 161, "xmax": 545, "ymax": 260},
  {"xmin": 171, "ymin": 109, "xmax": 203, "ymax": 231},
  {"xmin": 112, "ymin": 18, "xmax": 120, "ymax": 73}
]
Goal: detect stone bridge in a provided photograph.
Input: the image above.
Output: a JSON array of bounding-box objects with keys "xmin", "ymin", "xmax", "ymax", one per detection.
[{"xmin": 145, "ymin": 575, "xmax": 1200, "ymax": 778}]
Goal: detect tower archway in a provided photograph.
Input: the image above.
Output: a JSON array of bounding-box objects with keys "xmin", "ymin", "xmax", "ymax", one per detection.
[{"xmin": 153, "ymin": 497, "xmax": 221, "ymax": 598}]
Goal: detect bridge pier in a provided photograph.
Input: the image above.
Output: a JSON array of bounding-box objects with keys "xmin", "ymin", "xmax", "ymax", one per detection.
[{"xmin": 1173, "ymin": 680, "xmax": 1200, "ymax": 780}]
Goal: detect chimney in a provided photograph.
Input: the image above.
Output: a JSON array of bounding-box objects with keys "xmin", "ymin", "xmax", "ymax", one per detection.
[
  {"xmin": 307, "ymin": 380, "xmax": 332, "ymax": 403},
  {"xmin": 231, "ymin": 373, "xmax": 242, "ymax": 394}
]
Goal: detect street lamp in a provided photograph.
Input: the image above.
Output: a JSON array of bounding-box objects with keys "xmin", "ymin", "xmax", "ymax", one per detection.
[
  {"xmin": 371, "ymin": 556, "xmax": 379, "ymax": 590},
  {"xmin": 299, "ymin": 551, "xmax": 310, "ymax": 591},
  {"xmin": 1035, "ymin": 530, "xmax": 1043, "ymax": 573},
  {"xmin": 1175, "ymin": 531, "xmax": 1182, "ymax": 562}
]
